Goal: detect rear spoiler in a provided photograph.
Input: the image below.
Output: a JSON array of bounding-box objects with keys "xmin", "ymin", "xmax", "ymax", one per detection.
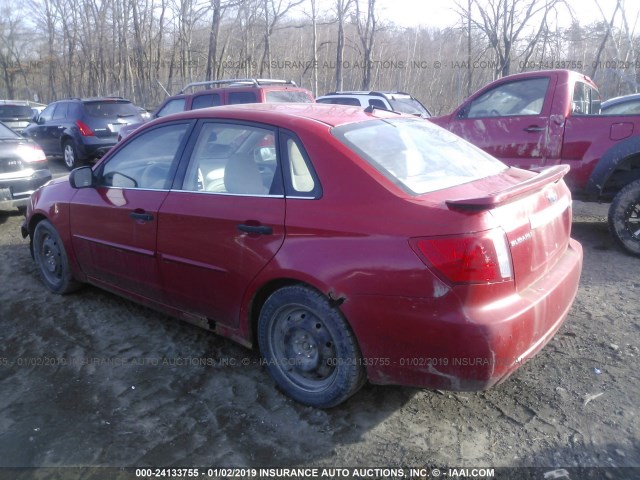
[{"xmin": 446, "ymin": 165, "xmax": 570, "ymax": 211}]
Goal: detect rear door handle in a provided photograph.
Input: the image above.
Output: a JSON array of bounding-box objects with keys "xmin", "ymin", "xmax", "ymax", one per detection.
[
  {"xmin": 129, "ymin": 211, "xmax": 154, "ymax": 221},
  {"xmin": 237, "ymin": 224, "xmax": 273, "ymax": 235},
  {"xmin": 524, "ymin": 126, "xmax": 546, "ymax": 132}
]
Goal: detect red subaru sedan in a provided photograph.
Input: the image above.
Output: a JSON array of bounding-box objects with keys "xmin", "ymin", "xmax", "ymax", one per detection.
[{"xmin": 22, "ymin": 103, "xmax": 583, "ymax": 407}]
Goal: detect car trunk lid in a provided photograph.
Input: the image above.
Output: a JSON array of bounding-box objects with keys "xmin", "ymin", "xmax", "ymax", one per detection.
[{"xmin": 444, "ymin": 166, "xmax": 572, "ymax": 291}]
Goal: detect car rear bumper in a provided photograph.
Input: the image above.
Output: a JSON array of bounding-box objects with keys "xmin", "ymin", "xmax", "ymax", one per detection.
[
  {"xmin": 76, "ymin": 137, "xmax": 116, "ymax": 159},
  {"xmin": 344, "ymin": 238, "xmax": 583, "ymax": 391},
  {"xmin": 0, "ymin": 168, "xmax": 52, "ymax": 211}
]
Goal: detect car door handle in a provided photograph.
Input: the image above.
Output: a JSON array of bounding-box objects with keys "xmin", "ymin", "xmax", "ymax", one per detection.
[
  {"xmin": 524, "ymin": 126, "xmax": 546, "ymax": 132},
  {"xmin": 237, "ymin": 224, "xmax": 273, "ymax": 235},
  {"xmin": 129, "ymin": 211, "xmax": 154, "ymax": 221}
]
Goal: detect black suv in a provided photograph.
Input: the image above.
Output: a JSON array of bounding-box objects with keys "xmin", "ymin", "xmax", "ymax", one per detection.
[{"xmin": 23, "ymin": 97, "xmax": 143, "ymax": 169}]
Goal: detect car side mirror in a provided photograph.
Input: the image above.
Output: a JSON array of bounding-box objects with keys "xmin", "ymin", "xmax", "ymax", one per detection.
[{"xmin": 69, "ymin": 166, "xmax": 94, "ymax": 189}]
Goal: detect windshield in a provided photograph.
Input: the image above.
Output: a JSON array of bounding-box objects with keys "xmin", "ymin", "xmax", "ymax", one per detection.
[
  {"xmin": 332, "ymin": 118, "xmax": 507, "ymax": 195},
  {"xmin": 266, "ymin": 91, "xmax": 313, "ymax": 103}
]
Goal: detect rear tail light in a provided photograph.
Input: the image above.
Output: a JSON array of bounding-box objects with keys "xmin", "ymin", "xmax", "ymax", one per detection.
[
  {"xmin": 76, "ymin": 120, "xmax": 94, "ymax": 136},
  {"xmin": 412, "ymin": 229, "xmax": 513, "ymax": 284},
  {"xmin": 16, "ymin": 144, "xmax": 47, "ymax": 164}
]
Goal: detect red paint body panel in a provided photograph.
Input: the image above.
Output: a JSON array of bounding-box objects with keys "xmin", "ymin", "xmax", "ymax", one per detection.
[
  {"xmin": 24, "ymin": 103, "xmax": 584, "ymax": 393},
  {"xmin": 431, "ymin": 70, "xmax": 640, "ymax": 198}
]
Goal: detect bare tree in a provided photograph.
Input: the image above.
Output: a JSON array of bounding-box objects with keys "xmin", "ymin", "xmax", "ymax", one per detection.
[
  {"xmin": 259, "ymin": 0, "xmax": 306, "ymax": 77},
  {"xmin": 354, "ymin": 0, "xmax": 377, "ymax": 90},
  {"xmin": 334, "ymin": 0, "xmax": 352, "ymax": 91},
  {"xmin": 456, "ymin": 0, "xmax": 563, "ymax": 78}
]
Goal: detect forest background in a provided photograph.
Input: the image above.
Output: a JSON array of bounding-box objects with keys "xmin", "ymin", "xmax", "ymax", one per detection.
[{"xmin": 1, "ymin": 0, "xmax": 639, "ymax": 115}]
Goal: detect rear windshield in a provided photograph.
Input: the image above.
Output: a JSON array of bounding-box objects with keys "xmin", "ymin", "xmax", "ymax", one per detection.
[
  {"xmin": 83, "ymin": 101, "xmax": 140, "ymax": 119},
  {"xmin": 266, "ymin": 91, "xmax": 313, "ymax": 103},
  {"xmin": 332, "ymin": 118, "xmax": 507, "ymax": 195},
  {"xmin": 0, "ymin": 105, "xmax": 33, "ymax": 118}
]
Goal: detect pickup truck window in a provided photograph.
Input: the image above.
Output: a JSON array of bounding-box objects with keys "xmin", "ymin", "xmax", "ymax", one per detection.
[
  {"xmin": 465, "ymin": 77, "xmax": 549, "ymax": 118},
  {"xmin": 572, "ymin": 82, "xmax": 601, "ymax": 115}
]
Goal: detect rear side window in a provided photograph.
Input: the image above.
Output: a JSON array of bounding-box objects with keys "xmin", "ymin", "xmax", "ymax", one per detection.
[
  {"xmin": 333, "ymin": 118, "xmax": 506, "ymax": 195},
  {"xmin": 572, "ymin": 82, "xmax": 601, "ymax": 115},
  {"xmin": 266, "ymin": 91, "xmax": 313, "ymax": 103},
  {"xmin": 84, "ymin": 101, "xmax": 140, "ymax": 119},
  {"xmin": 192, "ymin": 93, "xmax": 221, "ymax": 110},
  {"xmin": 228, "ymin": 92, "xmax": 258, "ymax": 104}
]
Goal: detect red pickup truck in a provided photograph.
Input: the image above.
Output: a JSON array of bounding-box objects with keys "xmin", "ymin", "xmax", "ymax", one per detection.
[{"xmin": 431, "ymin": 69, "xmax": 640, "ymax": 256}]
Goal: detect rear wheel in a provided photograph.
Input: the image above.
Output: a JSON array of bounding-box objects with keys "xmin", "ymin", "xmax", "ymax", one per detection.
[
  {"xmin": 33, "ymin": 220, "xmax": 81, "ymax": 294},
  {"xmin": 258, "ymin": 285, "xmax": 366, "ymax": 408},
  {"xmin": 608, "ymin": 178, "xmax": 640, "ymax": 256},
  {"xmin": 63, "ymin": 140, "xmax": 80, "ymax": 170}
]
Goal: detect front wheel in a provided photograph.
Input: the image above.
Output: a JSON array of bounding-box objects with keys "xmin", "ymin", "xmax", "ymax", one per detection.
[
  {"xmin": 33, "ymin": 220, "xmax": 81, "ymax": 294},
  {"xmin": 63, "ymin": 140, "xmax": 81, "ymax": 170},
  {"xmin": 608, "ymin": 178, "xmax": 640, "ymax": 256},
  {"xmin": 258, "ymin": 285, "xmax": 366, "ymax": 408}
]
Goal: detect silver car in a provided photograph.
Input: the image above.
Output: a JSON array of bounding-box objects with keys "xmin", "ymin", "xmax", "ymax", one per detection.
[{"xmin": 0, "ymin": 122, "xmax": 52, "ymax": 212}]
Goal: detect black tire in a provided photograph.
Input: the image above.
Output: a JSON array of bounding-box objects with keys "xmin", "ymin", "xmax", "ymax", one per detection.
[
  {"xmin": 257, "ymin": 285, "xmax": 366, "ymax": 408},
  {"xmin": 608, "ymin": 178, "xmax": 640, "ymax": 257},
  {"xmin": 63, "ymin": 140, "xmax": 80, "ymax": 170},
  {"xmin": 32, "ymin": 220, "xmax": 81, "ymax": 294}
]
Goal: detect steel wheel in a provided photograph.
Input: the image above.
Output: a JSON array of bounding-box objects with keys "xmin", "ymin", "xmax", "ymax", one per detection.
[
  {"xmin": 268, "ymin": 304, "xmax": 338, "ymax": 391},
  {"xmin": 33, "ymin": 220, "xmax": 81, "ymax": 294},
  {"xmin": 258, "ymin": 285, "xmax": 366, "ymax": 408}
]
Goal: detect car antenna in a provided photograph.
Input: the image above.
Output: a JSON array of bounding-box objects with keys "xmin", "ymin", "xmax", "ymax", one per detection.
[{"xmin": 156, "ymin": 79, "xmax": 171, "ymax": 97}]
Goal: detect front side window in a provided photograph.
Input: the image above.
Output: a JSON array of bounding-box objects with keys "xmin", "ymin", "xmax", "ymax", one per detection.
[
  {"xmin": 181, "ymin": 122, "xmax": 279, "ymax": 196},
  {"xmin": 38, "ymin": 104, "xmax": 55, "ymax": 122},
  {"xmin": 99, "ymin": 123, "xmax": 190, "ymax": 189},
  {"xmin": 333, "ymin": 118, "xmax": 506, "ymax": 195},
  {"xmin": 465, "ymin": 77, "xmax": 550, "ymax": 118}
]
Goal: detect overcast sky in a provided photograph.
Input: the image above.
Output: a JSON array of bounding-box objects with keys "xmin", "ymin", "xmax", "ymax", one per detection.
[{"xmin": 304, "ymin": 0, "xmax": 640, "ymax": 32}]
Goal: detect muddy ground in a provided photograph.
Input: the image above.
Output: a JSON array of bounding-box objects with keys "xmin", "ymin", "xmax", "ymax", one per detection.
[{"xmin": 0, "ymin": 158, "xmax": 638, "ymax": 477}]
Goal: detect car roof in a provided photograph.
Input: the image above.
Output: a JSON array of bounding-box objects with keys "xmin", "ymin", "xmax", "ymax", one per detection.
[
  {"xmin": 157, "ymin": 102, "xmax": 411, "ymax": 129},
  {"xmin": 601, "ymin": 93, "xmax": 640, "ymax": 108},
  {"xmin": 319, "ymin": 91, "xmax": 414, "ymax": 98}
]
